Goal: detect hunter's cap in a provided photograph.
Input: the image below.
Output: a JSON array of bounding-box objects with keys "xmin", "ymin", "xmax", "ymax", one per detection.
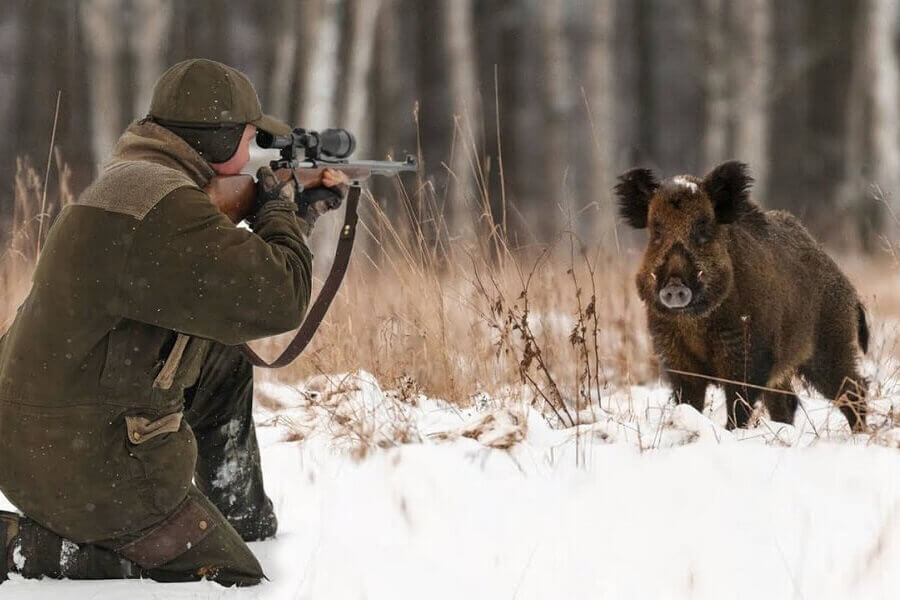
[{"xmin": 149, "ymin": 58, "xmax": 290, "ymax": 135}]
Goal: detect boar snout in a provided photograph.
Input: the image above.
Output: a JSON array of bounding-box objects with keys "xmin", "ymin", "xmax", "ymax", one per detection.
[{"xmin": 659, "ymin": 278, "xmax": 693, "ymax": 309}]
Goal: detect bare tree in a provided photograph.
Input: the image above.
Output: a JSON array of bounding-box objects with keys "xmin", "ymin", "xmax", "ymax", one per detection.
[
  {"xmin": 581, "ymin": 0, "xmax": 617, "ymax": 244},
  {"xmin": 701, "ymin": 0, "xmax": 729, "ymax": 169},
  {"xmin": 80, "ymin": 0, "xmax": 127, "ymax": 169},
  {"xmin": 443, "ymin": 0, "xmax": 482, "ymax": 233},
  {"xmin": 341, "ymin": 0, "xmax": 382, "ymax": 153},
  {"xmin": 539, "ymin": 0, "xmax": 574, "ymax": 238},
  {"xmin": 0, "ymin": 2, "xmax": 25, "ymax": 229},
  {"xmin": 869, "ymin": 0, "xmax": 900, "ymax": 230},
  {"xmin": 307, "ymin": 0, "xmax": 381, "ymax": 278},
  {"xmin": 131, "ymin": 0, "xmax": 173, "ymax": 119},
  {"xmin": 299, "ymin": 0, "xmax": 345, "ymax": 128},
  {"xmin": 732, "ymin": 0, "xmax": 771, "ymax": 199},
  {"xmin": 842, "ymin": 0, "xmax": 900, "ymax": 247},
  {"xmin": 266, "ymin": 0, "xmax": 299, "ymax": 121}
]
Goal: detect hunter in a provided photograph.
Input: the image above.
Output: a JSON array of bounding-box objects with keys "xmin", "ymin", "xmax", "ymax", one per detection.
[{"xmin": 0, "ymin": 58, "xmax": 347, "ymax": 586}]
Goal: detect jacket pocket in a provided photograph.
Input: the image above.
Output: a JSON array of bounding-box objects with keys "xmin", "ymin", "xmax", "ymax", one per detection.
[{"xmin": 125, "ymin": 412, "xmax": 197, "ymax": 516}]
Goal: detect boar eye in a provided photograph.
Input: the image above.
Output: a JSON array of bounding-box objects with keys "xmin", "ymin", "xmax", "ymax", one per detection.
[{"xmin": 693, "ymin": 219, "xmax": 714, "ymax": 245}]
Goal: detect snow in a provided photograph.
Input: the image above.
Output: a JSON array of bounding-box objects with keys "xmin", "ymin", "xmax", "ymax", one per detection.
[
  {"xmin": 672, "ymin": 175, "xmax": 699, "ymax": 192},
  {"xmin": 1, "ymin": 371, "xmax": 898, "ymax": 599},
  {"xmin": 58, "ymin": 540, "xmax": 78, "ymax": 576}
]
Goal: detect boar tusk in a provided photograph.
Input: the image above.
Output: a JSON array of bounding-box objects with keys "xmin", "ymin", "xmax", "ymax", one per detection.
[{"xmin": 697, "ymin": 270, "xmax": 704, "ymax": 280}]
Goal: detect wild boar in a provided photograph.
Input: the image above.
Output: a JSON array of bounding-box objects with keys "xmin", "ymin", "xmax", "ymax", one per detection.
[{"xmin": 615, "ymin": 161, "xmax": 868, "ymax": 431}]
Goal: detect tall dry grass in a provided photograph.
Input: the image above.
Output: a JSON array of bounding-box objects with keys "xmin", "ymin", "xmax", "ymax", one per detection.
[
  {"xmin": 2, "ymin": 138, "xmax": 898, "ymax": 426},
  {"xmin": 262, "ymin": 195, "xmax": 657, "ymax": 409},
  {"xmin": 1, "ymin": 150, "xmax": 75, "ymax": 332}
]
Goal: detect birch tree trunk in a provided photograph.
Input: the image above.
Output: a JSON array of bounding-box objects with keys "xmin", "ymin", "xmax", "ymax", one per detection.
[
  {"xmin": 869, "ymin": 0, "xmax": 900, "ymax": 232},
  {"xmin": 842, "ymin": 0, "xmax": 899, "ymax": 248},
  {"xmin": 582, "ymin": 0, "xmax": 617, "ymax": 244},
  {"xmin": 507, "ymin": 1, "xmax": 543, "ymax": 244},
  {"xmin": 539, "ymin": 0, "xmax": 574, "ymax": 238},
  {"xmin": 732, "ymin": 0, "xmax": 771, "ymax": 200},
  {"xmin": 266, "ymin": 0, "xmax": 299, "ymax": 121},
  {"xmin": 130, "ymin": 0, "xmax": 173, "ymax": 119},
  {"xmin": 374, "ymin": 0, "xmax": 416, "ymax": 155},
  {"xmin": 841, "ymin": 1, "xmax": 873, "ymax": 247},
  {"xmin": 701, "ymin": 0, "xmax": 729, "ymax": 169},
  {"xmin": 0, "ymin": 2, "xmax": 25, "ymax": 229},
  {"xmin": 299, "ymin": 0, "xmax": 344, "ymax": 128},
  {"xmin": 443, "ymin": 0, "xmax": 481, "ymax": 234},
  {"xmin": 341, "ymin": 0, "xmax": 382, "ymax": 154},
  {"xmin": 80, "ymin": 0, "xmax": 126, "ymax": 169},
  {"xmin": 290, "ymin": 0, "xmax": 320, "ymax": 124}
]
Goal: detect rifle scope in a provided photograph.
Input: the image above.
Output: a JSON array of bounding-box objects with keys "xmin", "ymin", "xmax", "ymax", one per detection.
[{"xmin": 257, "ymin": 128, "xmax": 356, "ymax": 160}]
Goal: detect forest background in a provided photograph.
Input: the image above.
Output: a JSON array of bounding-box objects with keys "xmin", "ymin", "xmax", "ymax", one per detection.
[{"xmin": 4, "ymin": 0, "xmax": 900, "ymax": 248}]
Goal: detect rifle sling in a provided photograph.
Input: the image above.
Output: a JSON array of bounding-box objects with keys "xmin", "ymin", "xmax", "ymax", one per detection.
[{"xmin": 238, "ymin": 184, "xmax": 361, "ymax": 368}]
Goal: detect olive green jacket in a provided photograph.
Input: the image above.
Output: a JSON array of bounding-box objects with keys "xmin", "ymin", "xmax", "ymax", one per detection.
[{"xmin": 0, "ymin": 121, "xmax": 312, "ymax": 542}]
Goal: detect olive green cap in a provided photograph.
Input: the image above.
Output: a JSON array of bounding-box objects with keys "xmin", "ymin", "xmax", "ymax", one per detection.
[{"xmin": 149, "ymin": 58, "xmax": 290, "ymax": 135}]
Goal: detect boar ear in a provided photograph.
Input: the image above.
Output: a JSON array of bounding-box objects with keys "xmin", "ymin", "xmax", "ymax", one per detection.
[
  {"xmin": 702, "ymin": 161, "xmax": 753, "ymax": 224},
  {"xmin": 615, "ymin": 168, "xmax": 659, "ymax": 229}
]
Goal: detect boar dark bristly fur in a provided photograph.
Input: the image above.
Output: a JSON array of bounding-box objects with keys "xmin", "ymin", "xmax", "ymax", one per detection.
[{"xmin": 615, "ymin": 160, "xmax": 869, "ymax": 431}]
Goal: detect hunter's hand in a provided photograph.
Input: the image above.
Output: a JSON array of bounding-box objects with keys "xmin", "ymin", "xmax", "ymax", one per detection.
[
  {"xmin": 254, "ymin": 166, "xmax": 297, "ymax": 213},
  {"xmin": 298, "ymin": 168, "xmax": 350, "ymax": 226}
]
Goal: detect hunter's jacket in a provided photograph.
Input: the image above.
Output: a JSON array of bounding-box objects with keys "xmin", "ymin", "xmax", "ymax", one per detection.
[{"xmin": 0, "ymin": 120, "xmax": 312, "ymax": 542}]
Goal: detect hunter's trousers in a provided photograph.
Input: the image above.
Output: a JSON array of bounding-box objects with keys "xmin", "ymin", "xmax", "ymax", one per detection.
[{"xmin": 6, "ymin": 343, "xmax": 274, "ymax": 587}]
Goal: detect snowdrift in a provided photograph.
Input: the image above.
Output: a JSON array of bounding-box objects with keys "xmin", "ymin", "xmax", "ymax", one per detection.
[{"xmin": 1, "ymin": 371, "xmax": 898, "ymax": 599}]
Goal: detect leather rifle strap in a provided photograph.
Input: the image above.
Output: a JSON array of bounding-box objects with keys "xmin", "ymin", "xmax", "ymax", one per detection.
[{"xmin": 238, "ymin": 185, "xmax": 361, "ymax": 368}]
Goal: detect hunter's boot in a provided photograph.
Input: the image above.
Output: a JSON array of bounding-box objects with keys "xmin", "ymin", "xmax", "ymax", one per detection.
[{"xmin": 0, "ymin": 510, "xmax": 20, "ymax": 583}]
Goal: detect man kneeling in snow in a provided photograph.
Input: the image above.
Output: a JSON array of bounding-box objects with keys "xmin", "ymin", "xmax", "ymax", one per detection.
[{"xmin": 0, "ymin": 58, "xmax": 347, "ymax": 586}]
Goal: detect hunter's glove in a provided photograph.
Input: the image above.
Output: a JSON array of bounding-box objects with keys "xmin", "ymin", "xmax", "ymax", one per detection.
[
  {"xmin": 297, "ymin": 182, "xmax": 349, "ymax": 227},
  {"xmin": 253, "ymin": 166, "xmax": 298, "ymax": 220}
]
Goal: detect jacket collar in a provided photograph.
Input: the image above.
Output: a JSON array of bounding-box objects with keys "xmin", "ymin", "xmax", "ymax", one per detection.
[{"xmin": 106, "ymin": 119, "xmax": 216, "ymax": 188}]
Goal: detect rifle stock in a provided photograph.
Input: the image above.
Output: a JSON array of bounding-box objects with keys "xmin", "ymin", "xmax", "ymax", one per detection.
[
  {"xmin": 204, "ymin": 174, "xmax": 255, "ymax": 223},
  {"xmin": 204, "ymin": 164, "xmax": 403, "ymax": 223}
]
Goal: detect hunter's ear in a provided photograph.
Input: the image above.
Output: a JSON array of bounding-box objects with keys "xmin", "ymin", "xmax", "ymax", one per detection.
[
  {"xmin": 702, "ymin": 161, "xmax": 753, "ymax": 224},
  {"xmin": 615, "ymin": 168, "xmax": 659, "ymax": 229}
]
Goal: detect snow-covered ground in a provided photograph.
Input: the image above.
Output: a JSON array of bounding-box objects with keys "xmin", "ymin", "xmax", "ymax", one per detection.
[{"xmin": 1, "ymin": 371, "xmax": 898, "ymax": 599}]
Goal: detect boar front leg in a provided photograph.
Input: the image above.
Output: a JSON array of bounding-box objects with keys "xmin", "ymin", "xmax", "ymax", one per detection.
[
  {"xmin": 722, "ymin": 383, "xmax": 762, "ymax": 430},
  {"xmin": 763, "ymin": 378, "xmax": 799, "ymax": 425},
  {"xmin": 668, "ymin": 373, "xmax": 708, "ymax": 414},
  {"xmin": 719, "ymin": 337, "xmax": 775, "ymax": 429}
]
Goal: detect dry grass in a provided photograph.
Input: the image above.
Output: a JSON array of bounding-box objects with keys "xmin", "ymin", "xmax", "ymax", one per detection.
[
  {"xmin": 1, "ymin": 151, "xmax": 75, "ymax": 331},
  {"xmin": 2, "ymin": 143, "xmax": 898, "ymax": 438},
  {"xmin": 248, "ymin": 171, "xmax": 657, "ymax": 411}
]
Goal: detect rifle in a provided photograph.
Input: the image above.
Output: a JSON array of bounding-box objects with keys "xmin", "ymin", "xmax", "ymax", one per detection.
[
  {"xmin": 204, "ymin": 128, "xmax": 417, "ymax": 223},
  {"xmin": 205, "ymin": 128, "xmax": 418, "ymax": 369}
]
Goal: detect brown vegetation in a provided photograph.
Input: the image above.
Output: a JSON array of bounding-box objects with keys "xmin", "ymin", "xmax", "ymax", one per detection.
[{"xmin": 2, "ymin": 150, "xmax": 897, "ymax": 438}]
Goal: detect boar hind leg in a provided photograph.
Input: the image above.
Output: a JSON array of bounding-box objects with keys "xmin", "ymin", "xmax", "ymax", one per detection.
[
  {"xmin": 801, "ymin": 357, "xmax": 868, "ymax": 432},
  {"xmin": 669, "ymin": 375, "xmax": 707, "ymax": 414},
  {"xmin": 763, "ymin": 379, "xmax": 798, "ymax": 425}
]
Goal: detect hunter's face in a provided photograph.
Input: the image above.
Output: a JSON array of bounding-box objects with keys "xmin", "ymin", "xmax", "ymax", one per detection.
[{"xmin": 211, "ymin": 124, "xmax": 256, "ymax": 175}]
